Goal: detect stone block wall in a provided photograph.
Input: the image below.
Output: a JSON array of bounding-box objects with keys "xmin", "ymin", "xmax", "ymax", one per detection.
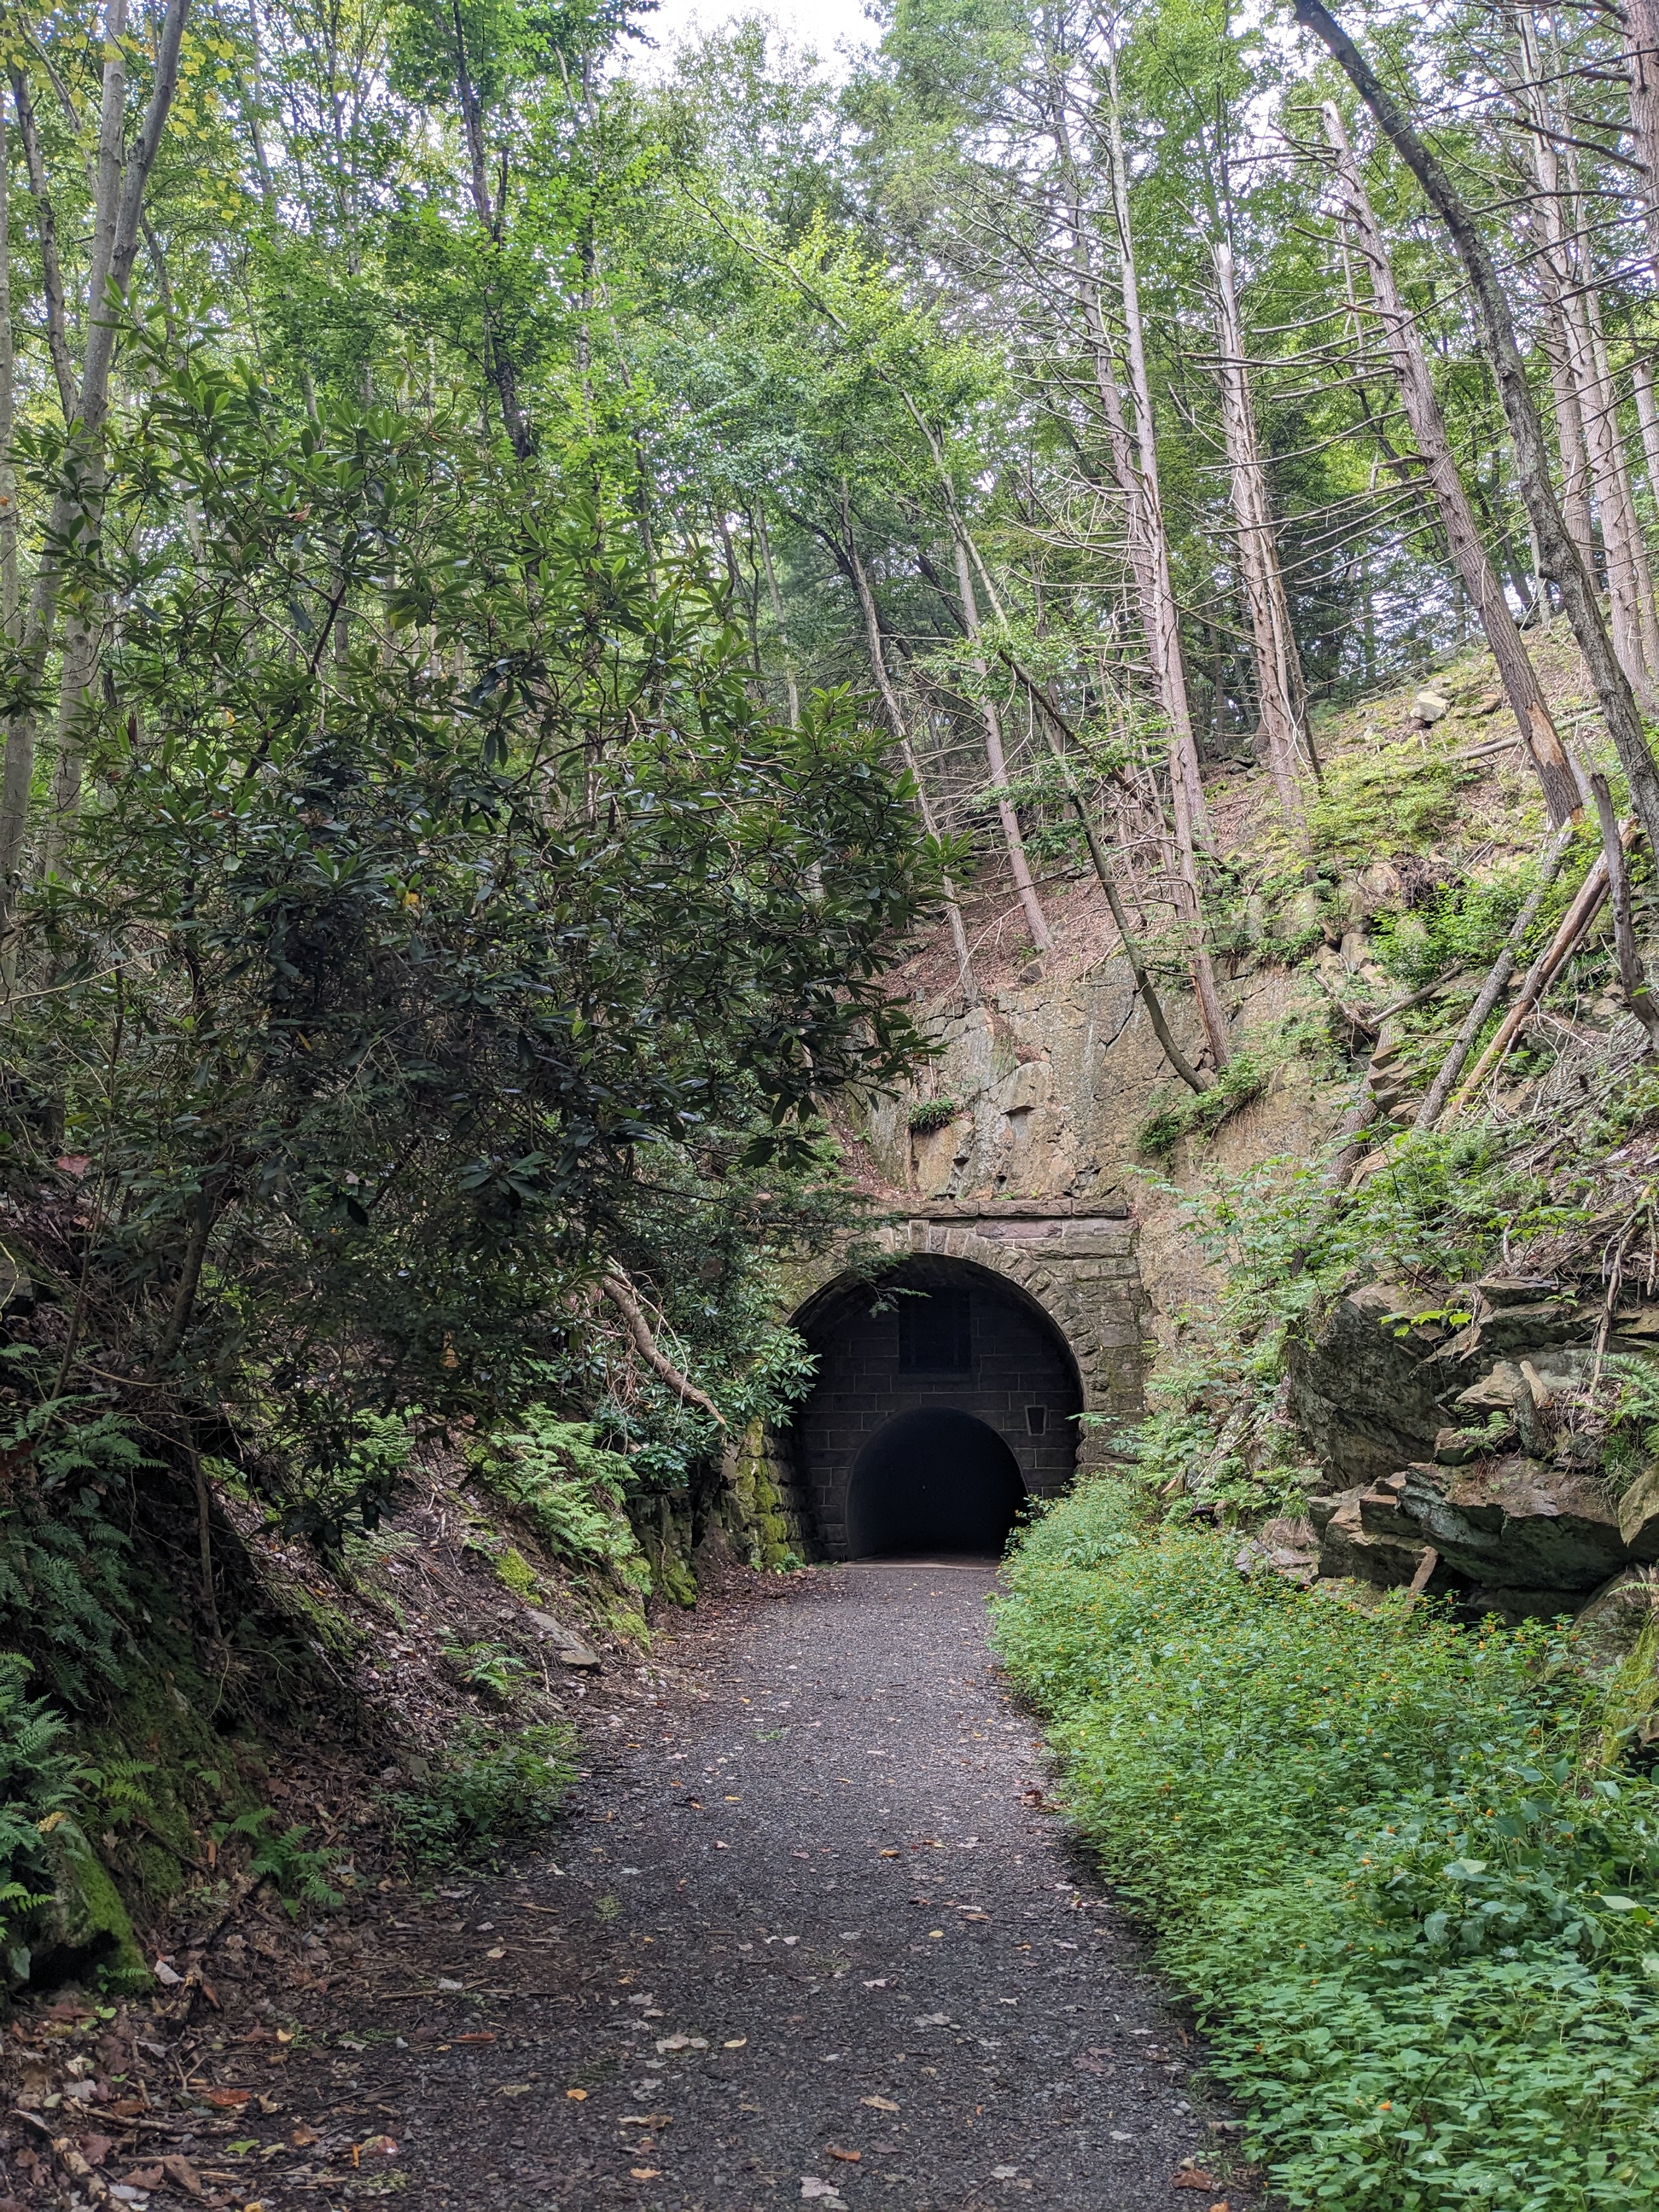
[{"xmin": 774, "ymin": 1200, "xmax": 1150, "ymax": 1560}]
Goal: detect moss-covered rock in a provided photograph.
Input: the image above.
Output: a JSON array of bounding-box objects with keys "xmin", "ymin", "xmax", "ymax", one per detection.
[{"xmin": 31, "ymin": 1815, "xmax": 149, "ymax": 1993}]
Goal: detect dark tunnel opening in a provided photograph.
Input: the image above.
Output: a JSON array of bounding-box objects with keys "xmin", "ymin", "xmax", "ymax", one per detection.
[{"xmin": 845, "ymin": 1407, "xmax": 1027, "ymax": 1560}]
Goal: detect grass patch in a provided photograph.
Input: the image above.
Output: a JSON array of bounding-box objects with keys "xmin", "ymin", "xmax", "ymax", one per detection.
[{"xmin": 994, "ymin": 1482, "xmax": 1659, "ymax": 2208}]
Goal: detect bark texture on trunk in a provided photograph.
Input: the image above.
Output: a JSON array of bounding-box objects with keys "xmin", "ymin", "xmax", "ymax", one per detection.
[{"xmin": 1626, "ymin": 0, "xmax": 1659, "ymax": 259}]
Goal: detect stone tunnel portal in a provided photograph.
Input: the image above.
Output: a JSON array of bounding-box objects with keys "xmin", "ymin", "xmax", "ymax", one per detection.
[{"xmin": 787, "ymin": 1258, "xmax": 1085, "ymax": 1560}]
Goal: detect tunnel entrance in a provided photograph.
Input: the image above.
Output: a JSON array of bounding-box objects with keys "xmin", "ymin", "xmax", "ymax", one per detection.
[
  {"xmin": 846, "ymin": 1408, "xmax": 1026, "ymax": 1559},
  {"xmin": 785, "ymin": 1256, "xmax": 1083, "ymax": 1560}
]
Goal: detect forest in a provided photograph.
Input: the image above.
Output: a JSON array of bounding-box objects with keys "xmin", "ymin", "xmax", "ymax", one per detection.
[{"xmin": 3, "ymin": 0, "xmax": 1659, "ymax": 2204}]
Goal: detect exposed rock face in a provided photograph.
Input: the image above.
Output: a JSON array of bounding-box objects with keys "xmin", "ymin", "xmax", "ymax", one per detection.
[
  {"xmin": 1400, "ymin": 1458, "xmax": 1626, "ymax": 1590},
  {"xmin": 1284, "ymin": 1286, "xmax": 1448, "ymax": 1487},
  {"xmin": 1290, "ymin": 1278, "xmax": 1658, "ymax": 1618}
]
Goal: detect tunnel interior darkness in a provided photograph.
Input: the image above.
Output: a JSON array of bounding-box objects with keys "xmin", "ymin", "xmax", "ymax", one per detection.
[
  {"xmin": 846, "ymin": 1407, "xmax": 1027, "ymax": 1559},
  {"xmin": 787, "ymin": 1257, "xmax": 1082, "ymax": 1560}
]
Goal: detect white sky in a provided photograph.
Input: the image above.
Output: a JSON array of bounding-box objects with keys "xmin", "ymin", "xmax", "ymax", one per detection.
[{"xmin": 627, "ymin": 0, "xmax": 882, "ymax": 79}]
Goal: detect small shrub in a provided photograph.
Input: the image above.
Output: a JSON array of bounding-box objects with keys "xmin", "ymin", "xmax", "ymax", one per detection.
[
  {"xmin": 440, "ymin": 1639, "xmax": 531, "ymax": 1701},
  {"xmin": 1371, "ymin": 840, "xmax": 1590, "ymax": 988},
  {"xmin": 908, "ymin": 1097, "xmax": 961, "ymax": 1135},
  {"xmin": 0, "ymin": 1388, "xmax": 145, "ymax": 1708},
  {"xmin": 1302, "ymin": 737, "xmax": 1474, "ymax": 863},
  {"xmin": 212, "ymin": 1807, "xmax": 348, "ymax": 1916},
  {"xmin": 1138, "ymin": 1048, "xmax": 1273, "ymax": 1159},
  {"xmin": 381, "ymin": 1722, "xmax": 573, "ymax": 1866}
]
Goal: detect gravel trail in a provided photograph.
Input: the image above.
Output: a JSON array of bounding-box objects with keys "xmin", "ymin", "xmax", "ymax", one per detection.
[{"xmin": 260, "ymin": 1563, "xmax": 1256, "ymax": 2210}]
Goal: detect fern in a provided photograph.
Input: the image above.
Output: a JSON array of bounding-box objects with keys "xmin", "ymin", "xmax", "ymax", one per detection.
[
  {"xmin": 0, "ymin": 1657, "xmax": 84, "ymax": 1980},
  {"xmin": 478, "ymin": 1410, "xmax": 651, "ymax": 1587}
]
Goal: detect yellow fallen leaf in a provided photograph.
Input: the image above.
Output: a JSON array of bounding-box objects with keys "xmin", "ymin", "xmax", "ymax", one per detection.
[
  {"xmin": 927, "ymin": 1929, "xmax": 944, "ymax": 1939},
  {"xmin": 827, "ymin": 2145, "xmax": 861, "ymax": 2162},
  {"xmin": 631, "ymin": 2168, "xmax": 661, "ymax": 2180},
  {"xmin": 862, "ymin": 2096, "xmax": 899, "ymax": 2112},
  {"xmin": 879, "ymin": 1849, "xmax": 899, "ymax": 1859},
  {"xmin": 566, "ymin": 2087, "xmax": 588, "ymax": 2101},
  {"xmin": 723, "ymin": 2037, "xmax": 747, "ymax": 2049}
]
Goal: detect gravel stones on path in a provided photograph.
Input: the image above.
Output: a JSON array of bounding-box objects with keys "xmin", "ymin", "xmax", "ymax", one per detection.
[{"xmin": 253, "ymin": 1563, "xmax": 1257, "ymax": 2210}]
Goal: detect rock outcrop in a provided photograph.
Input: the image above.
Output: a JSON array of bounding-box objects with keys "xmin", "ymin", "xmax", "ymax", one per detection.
[{"xmin": 1289, "ymin": 1278, "xmax": 1659, "ymax": 1621}]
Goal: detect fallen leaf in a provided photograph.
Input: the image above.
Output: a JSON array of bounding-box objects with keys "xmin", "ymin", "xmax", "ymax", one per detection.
[
  {"xmin": 199, "ymin": 2090, "xmax": 250, "ymax": 2111},
  {"xmin": 457, "ymin": 2032, "xmax": 496, "ymax": 2045},
  {"xmin": 618, "ymin": 2115, "xmax": 672, "ymax": 2129},
  {"xmin": 723, "ymin": 2037, "xmax": 747, "ymax": 2049},
  {"xmin": 961, "ymin": 1910, "xmax": 990, "ymax": 1923},
  {"xmin": 79, "ymin": 2133, "xmax": 113, "ymax": 2167},
  {"xmin": 879, "ymin": 1849, "xmax": 899, "ymax": 1859},
  {"xmin": 1173, "ymin": 2170, "xmax": 1218, "ymax": 2192},
  {"xmin": 119, "ymin": 2171, "xmax": 165, "ymax": 2192},
  {"xmin": 826, "ymin": 2145, "xmax": 860, "ymax": 2162},
  {"xmin": 630, "ymin": 2169, "xmax": 661, "ymax": 2181},
  {"xmin": 288, "ymin": 2126, "xmax": 319, "ymax": 2148},
  {"xmin": 566, "ymin": 2088, "xmax": 588, "ymax": 2101},
  {"xmin": 927, "ymin": 1929, "xmax": 944, "ymax": 1939},
  {"xmin": 160, "ymin": 2156, "xmax": 206, "ymax": 2197},
  {"xmin": 485, "ymin": 1946, "xmax": 506, "ymax": 1960},
  {"xmin": 360, "ymin": 2134, "xmax": 399, "ymax": 2157},
  {"xmin": 152, "ymin": 1960, "xmax": 183, "ymax": 1988},
  {"xmin": 861, "ymin": 2096, "xmax": 899, "ymax": 2112},
  {"xmin": 498, "ymin": 2083, "xmax": 533, "ymax": 2098},
  {"xmin": 106, "ymin": 2098, "xmax": 147, "ymax": 2118}
]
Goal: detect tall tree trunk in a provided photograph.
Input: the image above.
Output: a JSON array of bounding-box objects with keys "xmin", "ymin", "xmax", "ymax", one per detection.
[
  {"xmin": 1101, "ymin": 46, "xmax": 1230, "ymax": 1067},
  {"xmin": 950, "ymin": 537, "xmax": 1053, "ymax": 957},
  {"xmin": 1626, "ymin": 0, "xmax": 1659, "ymax": 259},
  {"xmin": 755, "ymin": 509, "xmax": 799, "ymax": 730},
  {"xmin": 1631, "ymin": 356, "xmax": 1659, "ymax": 512},
  {"xmin": 841, "ymin": 517, "xmax": 979, "ymax": 1009},
  {"xmin": 1296, "ymin": 0, "xmax": 1659, "ymax": 863},
  {"xmin": 0, "ymin": 100, "xmax": 15, "ymax": 641},
  {"xmin": 0, "ymin": 0, "xmax": 191, "ymax": 963},
  {"xmin": 1522, "ymin": 22, "xmax": 1659, "ymax": 709},
  {"xmin": 1322, "ymin": 103, "xmax": 1579, "ymax": 824},
  {"xmin": 1211, "ymin": 238, "xmax": 1308, "ymax": 812},
  {"xmin": 1540, "ymin": 301, "xmax": 1598, "ymax": 579},
  {"xmin": 449, "ymin": 0, "xmax": 533, "ymax": 459}
]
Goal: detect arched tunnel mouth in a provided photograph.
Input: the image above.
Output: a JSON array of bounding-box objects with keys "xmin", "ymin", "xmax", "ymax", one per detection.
[{"xmin": 845, "ymin": 1406, "xmax": 1027, "ymax": 1561}]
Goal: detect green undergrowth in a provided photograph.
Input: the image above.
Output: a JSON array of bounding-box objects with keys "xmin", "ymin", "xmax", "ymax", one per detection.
[
  {"xmin": 473, "ymin": 1410, "xmax": 653, "ymax": 1595},
  {"xmin": 995, "ymin": 1481, "xmax": 1659, "ymax": 2209},
  {"xmin": 1138, "ymin": 1042, "xmax": 1284, "ymax": 1159},
  {"xmin": 1301, "ymin": 736, "xmax": 1476, "ymax": 865},
  {"xmin": 381, "ymin": 1720, "xmax": 574, "ymax": 1867}
]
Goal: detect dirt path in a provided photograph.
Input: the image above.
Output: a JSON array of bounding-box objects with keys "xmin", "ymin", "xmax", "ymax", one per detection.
[{"xmin": 114, "ymin": 1566, "xmax": 1257, "ymax": 2211}]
